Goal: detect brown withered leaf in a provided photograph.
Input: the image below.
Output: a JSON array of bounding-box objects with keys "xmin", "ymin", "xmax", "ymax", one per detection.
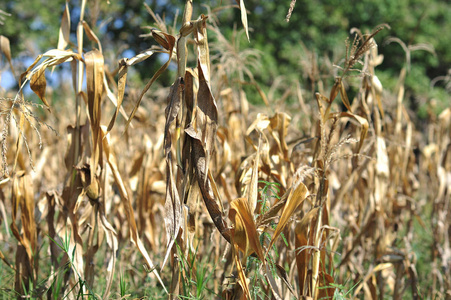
[
  {"xmin": 82, "ymin": 21, "xmax": 102, "ymax": 53},
  {"xmin": 339, "ymin": 81, "xmax": 352, "ymax": 113},
  {"xmin": 317, "ymin": 271, "xmax": 336, "ymax": 299},
  {"xmin": 98, "ymin": 203, "xmax": 118, "ymax": 300},
  {"xmin": 247, "ymin": 135, "xmax": 261, "ymax": 213},
  {"xmin": 30, "ymin": 67, "xmax": 50, "ymax": 109},
  {"xmin": 85, "ymin": 49, "xmax": 104, "ymax": 177},
  {"xmin": 125, "ymin": 32, "xmax": 176, "ymax": 132},
  {"xmin": 100, "ymin": 126, "xmax": 167, "ymax": 293},
  {"xmin": 229, "ymin": 197, "xmax": 264, "ymax": 261},
  {"xmin": 194, "ymin": 16, "xmax": 217, "ymax": 178},
  {"xmin": 186, "ymin": 125, "xmax": 232, "ymax": 243},
  {"xmin": 338, "ymin": 111, "xmax": 369, "ymax": 153},
  {"xmin": 268, "ymin": 181, "xmax": 309, "ymax": 253},
  {"xmin": 295, "ymin": 207, "xmax": 320, "ymax": 295},
  {"xmin": 11, "ymin": 171, "xmax": 36, "ymax": 263},
  {"xmin": 275, "ymin": 264, "xmax": 296, "ymax": 296},
  {"xmin": 233, "ymin": 244, "xmax": 251, "ymax": 300},
  {"xmin": 11, "ymin": 171, "xmax": 36, "ymax": 295},
  {"xmin": 106, "ymin": 59, "xmax": 127, "ymax": 133},
  {"xmin": 194, "ymin": 15, "xmax": 211, "ymax": 83},
  {"xmin": 0, "ymin": 35, "xmax": 16, "ymax": 79},
  {"xmin": 265, "ymin": 263, "xmax": 283, "ymax": 300},
  {"xmin": 268, "ymin": 112, "xmax": 291, "ymax": 160},
  {"xmin": 161, "ymin": 78, "xmax": 183, "ymax": 269}
]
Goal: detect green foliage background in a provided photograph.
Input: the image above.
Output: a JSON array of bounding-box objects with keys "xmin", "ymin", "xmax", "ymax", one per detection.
[{"xmin": 2, "ymin": 0, "xmax": 450, "ymax": 116}]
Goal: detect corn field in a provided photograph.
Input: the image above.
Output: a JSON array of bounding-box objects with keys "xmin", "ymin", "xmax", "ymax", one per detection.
[{"xmin": 0, "ymin": 1, "xmax": 450, "ymax": 299}]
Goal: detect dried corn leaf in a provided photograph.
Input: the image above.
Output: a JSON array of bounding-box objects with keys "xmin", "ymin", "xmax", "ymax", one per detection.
[
  {"xmin": 338, "ymin": 112, "xmax": 368, "ymax": 153},
  {"xmin": 11, "ymin": 171, "xmax": 36, "ymax": 296},
  {"xmin": 125, "ymin": 32, "xmax": 176, "ymax": 132},
  {"xmin": 162, "ymin": 78, "xmax": 183, "ymax": 269},
  {"xmin": 98, "ymin": 204, "xmax": 118, "ymax": 300},
  {"xmin": 295, "ymin": 207, "xmax": 320, "ymax": 295},
  {"xmin": 235, "ymin": 0, "xmax": 250, "ymax": 41},
  {"xmin": 30, "ymin": 67, "xmax": 50, "ymax": 109},
  {"xmin": 317, "ymin": 271, "xmax": 335, "ymax": 299},
  {"xmin": 0, "ymin": 35, "xmax": 16, "ymax": 78},
  {"xmin": 269, "ymin": 112, "xmax": 291, "ymax": 160},
  {"xmin": 265, "ymin": 263, "xmax": 283, "ymax": 300},
  {"xmin": 100, "ymin": 126, "xmax": 167, "ymax": 293},
  {"xmin": 353, "ymin": 263, "xmax": 393, "ymax": 297},
  {"xmin": 11, "ymin": 171, "xmax": 36, "ymax": 261},
  {"xmin": 247, "ymin": 135, "xmax": 261, "ymax": 212},
  {"xmin": 82, "ymin": 21, "xmax": 102, "ymax": 53},
  {"xmin": 375, "ymin": 137, "xmax": 389, "ymax": 209},
  {"xmin": 194, "ymin": 15, "xmax": 211, "ymax": 83},
  {"xmin": 57, "ymin": 1, "xmax": 70, "ymax": 51},
  {"xmin": 106, "ymin": 59, "xmax": 127, "ymax": 132},
  {"xmin": 339, "ymin": 81, "xmax": 352, "ymax": 112},
  {"xmin": 229, "ymin": 197, "xmax": 264, "ymax": 261},
  {"xmin": 268, "ymin": 181, "xmax": 309, "ymax": 252},
  {"xmin": 85, "ymin": 49, "xmax": 104, "ymax": 179},
  {"xmin": 233, "ymin": 244, "xmax": 251, "ymax": 300}
]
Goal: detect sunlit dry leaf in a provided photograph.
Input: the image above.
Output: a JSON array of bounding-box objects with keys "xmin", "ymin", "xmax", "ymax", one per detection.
[
  {"xmin": 82, "ymin": 21, "xmax": 102, "ymax": 53},
  {"xmin": 85, "ymin": 49, "xmax": 104, "ymax": 180},
  {"xmin": 268, "ymin": 181, "xmax": 309, "ymax": 253},
  {"xmin": 235, "ymin": 0, "xmax": 250, "ymax": 41},
  {"xmin": 0, "ymin": 35, "xmax": 16, "ymax": 78},
  {"xmin": 194, "ymin": 15, "xmax": 211, "ymax": 83},
  {"xmin": 100, "ymin": 126, "xmax": 167, "ymax": 294},
  {"xmin": 106, "ymin": 59, "xmax": 127, "ymax": 133},
  {"xmin": 295, "ymin": 207, "xmax": 320, "ymax": 295},
  {"xmin": 233, "ymin": 245, "xmax": 251, "ymax": 300},
  {"xmin": 229, "ymin": 197, "xmax": 264, "ymax": 261},
  {"xmin": 375, "ymin": 137, "xmax": 389, "ymax": 209},
  {"xmin": 11, "ymin": 171, "xmax": 36, "ymax": 295},
  {"xmin": 353, "ymin": 263, "xmax": 393, "ymax": 297},
  {"xmin": 246, "ymin": 113, "xmax": 270, "ymax": 136},
  {"xmin": 247, "ymin": 135, "xmax": 261, "ymax": 212},
  {"xmin": 57, "ymin": 1, "xmax": 71, "ymax": 50},
  {"xmin": 269, "ymin": 112, "xmax": 291, "ymax": 160}
]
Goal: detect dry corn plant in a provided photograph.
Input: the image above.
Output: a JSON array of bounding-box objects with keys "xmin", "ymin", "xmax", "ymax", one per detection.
[{"xmin": 0, "ymin": 1, "xmax": 450, "ymax": 300}]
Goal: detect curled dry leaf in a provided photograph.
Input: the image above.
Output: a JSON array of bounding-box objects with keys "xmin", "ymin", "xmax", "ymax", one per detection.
[
  {"xmin": 0, "ymin": 35, "xmax": 16, "ymax": 78},
  {"xmin": 30, "ymin": 68, "xmax": 50, "ymax": 109},
  {"xmin": 162, "ymin": 77, "xmax": 183, "ymax": 269},
  {"xmin": 338, "ymin": 111, "xmax": 369, "ymax": 153},
  {"xmin": 124, "ymin": 32, "xmax": 176, "ymax": 132},
  {"xmin": 268, "ymin": 181, "xmax": 309, "ymax": 253},
  {"xmin": 229, "ymin": 197, "xmax": 264, "ymax": 261}
]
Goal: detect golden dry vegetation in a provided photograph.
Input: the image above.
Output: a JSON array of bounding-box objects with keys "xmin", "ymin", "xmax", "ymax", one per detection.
[{"xmin": 0, "ymin": 1, "xmax": 450, "ymax": 299}]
